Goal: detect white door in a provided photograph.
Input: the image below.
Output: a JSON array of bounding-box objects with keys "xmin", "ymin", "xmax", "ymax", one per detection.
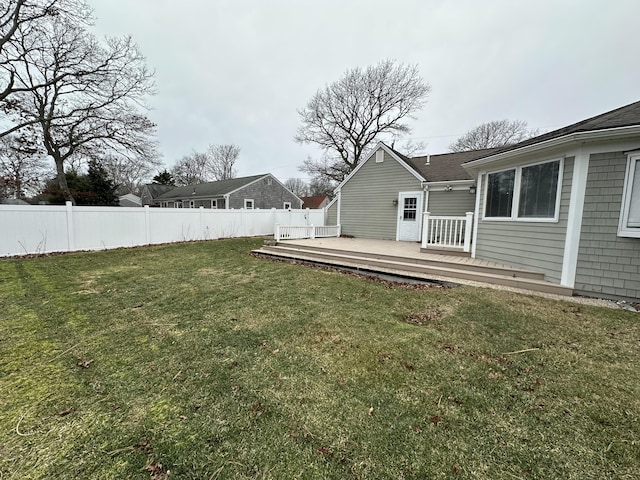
[{"xmin": 396, "ymin": 191, "xmax": 423, "ymax": 241}]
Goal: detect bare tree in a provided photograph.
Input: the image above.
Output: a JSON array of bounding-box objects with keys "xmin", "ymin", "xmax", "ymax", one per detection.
[
  {"xmin": 171, "ymin": 151, "xmax": 210, "ymax": 186},
  {"xmin": 295, "ymin": 60, "xmax": 430, "ymax": 183},
  {"xmin": 99, "ymin": 153, "xmax": 162, "ymax": 195},
  {"xmin": 308, "ymin": 175, "xmax": 335, "ymax": 197},
  {"xmin": 2, "ymin": 12, "xmax": 157, "ymax": 203},
  {"xmin": 449, "ymin": 119, "xmax": 538, "ymax": 152},
  {"xmin": 284, "ymin": 177, "xmax": 308, "ymax": 197},
  {"xmin": 0, "ymin": 130, "xmax": 48, "ymax": 198},
  {"xmin": 208, "ymin": 144, "xmax": 239, "ymax": 181},
  {"xmin": 0, "ymin": 0, "xmax": 91, "ymax": 114}
]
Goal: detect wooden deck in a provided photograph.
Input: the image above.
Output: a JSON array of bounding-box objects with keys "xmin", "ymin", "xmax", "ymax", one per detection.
[{"xmin": 252, "ymin": 237, "xmax": 574, "ymax": 296}]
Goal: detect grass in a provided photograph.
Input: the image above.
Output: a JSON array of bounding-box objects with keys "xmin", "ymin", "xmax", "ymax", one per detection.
[{"xmin": 0, "ymin": 237, "xmax": 639, "ymax": 479}]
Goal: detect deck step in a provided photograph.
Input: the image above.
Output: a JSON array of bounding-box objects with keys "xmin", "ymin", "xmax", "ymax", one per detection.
[
  {"xmin": 264, "ymin": 244, "xmax": 545, "ymax": 280},
  {"xmin": 253, "ymin": 245, "xmax": 573, "ymax": 297}
]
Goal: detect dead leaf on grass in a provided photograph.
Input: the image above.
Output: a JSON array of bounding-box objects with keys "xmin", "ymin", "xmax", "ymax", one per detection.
[
  {"xmin": 58, "ymin": 407, "xmax": 75, "ymax": 416},
  {"xmin": 77, "ymin": 359, "xmax": 94, "ymax": 369},
  {"xmin": 145, "ymin": 459, "xmax": 171, "ymax": 480},
  {"xmin": 430, "ymin": 415, "xmax": 442, "ymax": 425}
]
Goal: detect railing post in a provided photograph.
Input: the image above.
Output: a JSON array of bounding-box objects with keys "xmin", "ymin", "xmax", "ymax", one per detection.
[
  {"xmin": 463, "ymin": 211, "xmax": 474, "ymax": 252},
  {"xmin": 337, "ymin": 224, "xmax": 341, "ymax": 237},
  {"xmin": 421, "ymin": 212, "xmax": 430, "ymax": 249},
  {"xmin": 275, "ymin": 224, "xmax": 280, "ymax": 242},
  {"xmin": 310, "ymin": 224, "xmax": 315, "ymax": 239}
]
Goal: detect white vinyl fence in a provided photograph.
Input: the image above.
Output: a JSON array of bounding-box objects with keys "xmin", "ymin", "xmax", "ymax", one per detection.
[{"xmin": 0, "ymin": 203, "xmax": 325, "ymax": 257}]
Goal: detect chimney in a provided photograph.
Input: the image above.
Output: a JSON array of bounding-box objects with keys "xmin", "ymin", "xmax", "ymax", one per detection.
[{"xmin": 425, "ymin": 154, "xmax": 430, "ymax": 166}]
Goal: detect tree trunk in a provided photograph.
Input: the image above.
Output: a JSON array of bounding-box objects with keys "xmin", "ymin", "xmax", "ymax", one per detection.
[{"xmin": 55, "ymin": 158, "xmax": 75, "ymax": 205}]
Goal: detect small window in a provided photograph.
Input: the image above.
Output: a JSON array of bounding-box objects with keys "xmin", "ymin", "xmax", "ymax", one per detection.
[
  {"xmin": 403, "ymin": 197, "xmax": 417, "ymax": 221},
  {"xmin": 375, "ymin": 150, "xmax": 384, "ymax": 163},
  {"xmin": 266, "ymin": 177, "xmax": 273, "ymax": 185},
  {"xmin": 283, "ymin": 202, "xmax": 292, "ymax": 210},
  {"xmin": 189, "ymin": 200, "xmax": 195, "ymax": 208},
  {"xmin": 244, "ymin": 199, "xmax": 254, "ymax": 209},
  {"xmin": 175, "ymin": 200, "xmax": 183, "ymax": 208},
  {"xmin": 211, "ymin": 199, "xmax": 218, "ymax": 209},
  {"xmin": 619, "ymin": 153, "xmax": 640, "ymax": 237}
]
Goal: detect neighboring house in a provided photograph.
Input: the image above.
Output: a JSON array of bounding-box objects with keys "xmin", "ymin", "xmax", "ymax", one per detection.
[
  {"xmin": 326, "ymin": 144, "xmax": 496, "ymax": 240},
  {"xmin": 462, "ymin": 99, "xmax": 640, "ymax": 301},
  {"xmin": 154, "ymin": 174, "xmax": 302, "ymax": 210},
  {"xmin": 140, "ymin": 183, "xmax": 175, "ymax": 206},
  {"xmin": 300, "ymin": 195, "xmax": 330, "ymax": 209},
  {"xmin": 118, "ymin": 193, "xmax": 142, "ymax": 207},
  {"xmin": 0, "ymin": 198, "xmax": 29, "ymax": 205}
]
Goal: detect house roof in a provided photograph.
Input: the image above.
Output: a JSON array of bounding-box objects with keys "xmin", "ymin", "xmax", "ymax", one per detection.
[
  {"xmin": 300, "ymin": 195, "xmax": 328, "ymax": 208},
  {"xmin": 466, "ymin": 99, "xmax": 640, "ymax": 163},
  {"xmin": 402, "ymin": 148, "xmax": 500, "ymax": 181},
  {"xmin": 157, "ymin": 174, "xmax": 268, "ymax": 200},
  {"xmin": 143, "ymin": 183, "xmax": 175, "ymax": 198}
]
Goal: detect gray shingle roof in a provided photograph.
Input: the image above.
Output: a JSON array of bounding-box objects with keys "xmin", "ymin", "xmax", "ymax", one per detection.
[
  {"xmin": 385, "ymin": 144, "xmax": 499, "ymax": 181},
  {"xmin": 467, "ymin": 99, "xmax": 640, "ymax": 162},
  {"xmin": 157, "ymin": 174, "xmax": 267, "ymax": 200},
  {"xmin": 144, "ymin": 184, "xmax": 175, "ymax": 198}
]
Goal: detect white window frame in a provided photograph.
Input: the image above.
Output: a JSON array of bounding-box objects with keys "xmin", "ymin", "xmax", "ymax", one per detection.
[
  {"xmin": 483, "ymin": 157, "xmax": 563, "ymax": 223},
  {"xmin": 244, "ymin": 199, "xmax": 254, "ymax": 209},
  {"xmin": 210, "ymin": 199, "xmax": 218, "ymax": 209},
  {"xmin": 375, "ymin": 150, "xmax": 384, "ymax": 163},
  {"xmin": 283, "ymin": 202, "xmax": 292, "ymax": 210},
  {"xmin": 618, "ymin": 152, "xmax": 640, "ymax": 238},
  {"xmin": 189, "ymin": 200, "xmax": 195, "ymax": 208},
  {"xmin": 175, "ymin": 200, "xmax": 183, "ymax": 208}
]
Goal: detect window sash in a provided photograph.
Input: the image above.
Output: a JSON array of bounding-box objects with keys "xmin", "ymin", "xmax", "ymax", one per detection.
[
  {"xmin": 484, "ymin": 159, "xmax": 561, "ymax": 220},
  {"xmin": 518, "ymin": 161, "xmax": 560, "ymax": 218},
  {"xmin": 627, "ymin": 158, "xmax": 640, "ymax": 227},
  {"xmin": 486, "ymin": 169, "xmax": 515, "ymax": 218}
]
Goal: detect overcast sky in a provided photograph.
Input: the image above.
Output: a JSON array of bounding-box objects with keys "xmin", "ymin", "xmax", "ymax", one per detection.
[{"xmin": 90, "ymin": 0, "xmax": 640, "ymax": 183}]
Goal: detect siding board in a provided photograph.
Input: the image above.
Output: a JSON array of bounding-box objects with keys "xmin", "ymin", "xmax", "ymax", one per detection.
[
  {"xmin": 340, "ymin": 151, "xmax": 422, "ymax": 239},
  {"xmin": 428, "ymin": 190, "xmax": 475, "ymax": 216},
  {"xmin": 575, "ymin": 152, "xmax": 640, "ymax": 300},
  {"xmin": 474, "ymin": 158, "xmax": 573, "ymax": 283}
]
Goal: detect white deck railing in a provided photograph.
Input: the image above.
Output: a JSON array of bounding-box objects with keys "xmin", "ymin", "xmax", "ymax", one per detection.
[
  {"xmin": 275, "ymin": 224, "xmax": 341, "ymax": 241},
  {"xmin": 421, "ymin": 212, "xmax": 473, "ymax": 252}
]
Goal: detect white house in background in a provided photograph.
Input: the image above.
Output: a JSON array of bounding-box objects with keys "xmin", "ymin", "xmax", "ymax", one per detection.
[{"xmin": 118, "ymin": 193, "xmax": 142, "ymax": 207}]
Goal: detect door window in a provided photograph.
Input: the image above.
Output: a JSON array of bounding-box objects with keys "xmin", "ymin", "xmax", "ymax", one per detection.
[{"xmin": 403, "ymin": 197, "xmax": 417, "ymax": 220}]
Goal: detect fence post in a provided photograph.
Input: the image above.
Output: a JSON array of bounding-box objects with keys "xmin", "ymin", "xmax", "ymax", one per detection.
[
  {"xmin": 421, "ymin": 212, "xmax": 430, "ymax": 249},
  {"xmin": 65, "ymin": 201, "xmax": 75, "ymax": 252},
  {"xmin": 144, "ymin": 205, "xmax": 151, "ymax": 244},
  {"xmin": 275, "ymin": 224, "xmax": 280, "ymax": 242},
  {"xmin": 463, "ymin": 211, "xmax": 474, "ymax": 252},
  {"xmin": 199, "ymin": 206, "xmax": 205, "ymax": 240}
]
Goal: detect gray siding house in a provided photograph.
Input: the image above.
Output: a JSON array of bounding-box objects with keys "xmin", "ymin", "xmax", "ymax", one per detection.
[
  {"xmin": 327, "ymin": 144, "xmax": 494, "ymax": 241},
  {"xmin": 463, "ymin": 100, "xmax": 640, "ymax": 301},
  {"xmin": 153, "ymin": 174, "xmax": 302, "ymax": 210}
]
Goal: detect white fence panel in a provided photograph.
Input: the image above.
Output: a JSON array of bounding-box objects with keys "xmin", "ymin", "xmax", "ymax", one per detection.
[
  {"xmin": 0, "ymin": 204, "xmax": 327, "ymax": 257},
  {"xmin": 0, "ymin": 205, "xmax": 69, "ymax": 256}
]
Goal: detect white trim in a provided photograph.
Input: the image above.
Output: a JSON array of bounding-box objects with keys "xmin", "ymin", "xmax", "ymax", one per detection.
[
  {"xmin": 471, "ymin": 172, "xmax": 483, "ymax": 258},
  {"xmin": 336, "ymin": 191, "xmax": 341, "ymax": 226},
  {"xmin": 283, "ymin": 201, "xmax": 292, "ymax": 210},
  {"xmin": 375, "ymin": 150, "xmax": 384, "ymax": 163},
  {"xmin": 482, "ymin": 157, "xmax": 563, "ymax": 222},
  {"xmin": 561, "ymin": 149, "xmax": 590, "ymax": 287},
  {"xmin": 464, "ymin": 125, "xmax": 640, "ymax": 174},
  {"xmin": 210, "ymin": 199, "xmax": 218, "ymax": 209},
  {"xmin": 618, "ymin": 152, "xmax": 640, "ymax": 237},
  {"xmin": 244, "ymin": 199, "xmax": 255, "ymax": 209},
  {"xmin": 423, "ymin": 179, "xmax": 475, "ymax": 192},
  {"xmin": 334, "ymin": 142, "xmax": 425, "ymax": 193}
]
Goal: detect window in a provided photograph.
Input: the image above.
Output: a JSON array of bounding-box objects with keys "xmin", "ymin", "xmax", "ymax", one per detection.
[
  {"xmin": 403, "ymin": 197, "xmax": 417, "ymax": 221},
  {"xmin": 244, "ymin": 199, "xmax": 254, "ymax": 209},
  {"xmin": 375, "ymin": 150, "xmax": 384, "ymax": 163},
  {"xmin": 283, "ymin": 202, "xmax": 292, "ymax": 210},
  {"xmin": 189, "ymin": 200, "xmax": 195, "ymax": 208},
  {"xmin": 175, "ymin": 200, "xmax": 183, "ymax": 208},
  {"xmin": 266, "ymin": 177, "xmax": 273, "ymax": 185},
  {"xmin": 484, "ymin": 158, "xmax": 562, "ymax": 221},
  {"xmin": 619, "ymin": 153, "xmax": 640, "ymax": 237},
  {"xmin": 211, "ymin": 199, "xmax": 218, "ymax": 209}
]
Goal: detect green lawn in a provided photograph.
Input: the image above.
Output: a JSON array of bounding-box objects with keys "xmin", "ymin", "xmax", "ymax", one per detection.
[{"xmin": 1, "ymin": 238, "xmax": 639, "ymax": 479}]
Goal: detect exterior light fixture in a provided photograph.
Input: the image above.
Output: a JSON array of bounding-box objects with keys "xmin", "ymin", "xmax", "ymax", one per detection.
[{"xmin": 469, "ymin": 185, "xmax": 477, "ymax": 195}]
